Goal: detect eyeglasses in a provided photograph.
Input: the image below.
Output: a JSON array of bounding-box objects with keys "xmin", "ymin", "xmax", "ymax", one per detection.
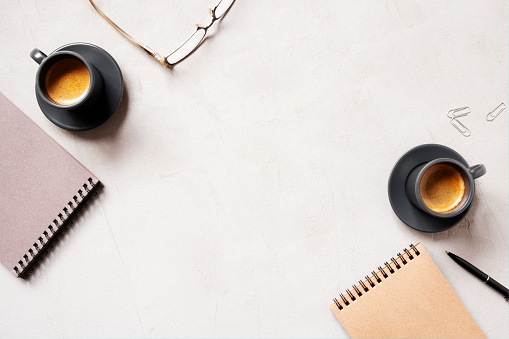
[{"xmin": 89, "ymin": 0, "xmax": 235, "ymax": 68}]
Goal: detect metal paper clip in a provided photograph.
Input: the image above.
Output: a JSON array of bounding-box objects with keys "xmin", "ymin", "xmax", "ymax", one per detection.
[
  {"xmin": 447, "ymin": 107, "xmax": 470, "ymax": 119},
  {"xmin": 450, "ymin": 118, "xmax": 471, "ymax": 137},
  {"xmin": 486, "ymin": 103, "xmax": 505, "ymax": 121}
]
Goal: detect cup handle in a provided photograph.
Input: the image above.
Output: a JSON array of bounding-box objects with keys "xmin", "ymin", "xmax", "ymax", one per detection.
[
  {"xmin": 469, "ymin": 164, "xmax": 486, "ymax": 179},
  {"xmin": 30, "ymin": 48, "xmax": 47, "ymax": 65}
]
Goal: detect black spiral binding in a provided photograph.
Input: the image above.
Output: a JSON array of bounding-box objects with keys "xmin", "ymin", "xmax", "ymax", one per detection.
[
  {"xmin": 333, "ymin": 244, "xmax": 421, "ymax": 311},
  {"xmin": 12, "ymin": 177, "xmax": 102, "ymax": 278}
]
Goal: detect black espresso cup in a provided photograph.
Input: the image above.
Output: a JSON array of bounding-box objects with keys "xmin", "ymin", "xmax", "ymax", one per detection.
[
  {"xmin": 405, "ymin": 158, "xmax": 486, "ymax": 218},
  {"xmin": 30, "ymin": 48, "xmax": 103, "ymax": 111}
]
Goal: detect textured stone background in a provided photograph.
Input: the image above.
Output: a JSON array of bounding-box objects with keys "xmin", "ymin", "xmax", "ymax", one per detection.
[{"xmin": 0, "ymin": 0, "xmax": 507, "ymax": 337}]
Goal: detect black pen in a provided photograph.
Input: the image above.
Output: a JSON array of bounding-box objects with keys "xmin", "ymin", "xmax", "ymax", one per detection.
[{"xmin": 446, "ymin": 251, "xmax": 509, "ymax": 300}]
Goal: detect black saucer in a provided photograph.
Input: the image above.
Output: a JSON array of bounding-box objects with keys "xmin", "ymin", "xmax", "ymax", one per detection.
[
  {"xmin": 36, "ymin": 43, "xmax": 123, "ymax": 131},
  {"xmin": 388, "ymin": 144, "xmax": 471, "ymax": 233}
]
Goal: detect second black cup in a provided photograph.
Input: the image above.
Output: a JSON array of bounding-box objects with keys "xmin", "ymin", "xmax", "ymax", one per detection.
[{"xmin": 405, "ymin": 158, "xmax": 486, "ymax": 218}]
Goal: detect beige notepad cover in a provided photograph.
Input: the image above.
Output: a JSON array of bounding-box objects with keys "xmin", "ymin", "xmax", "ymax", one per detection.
[
  {"xmin": 0, "ymin": 93, "xmax": 100, "ymax": 277},
  {"xmin": 330, "ymin": 243, "xmax": 486, "ymax": 338}
]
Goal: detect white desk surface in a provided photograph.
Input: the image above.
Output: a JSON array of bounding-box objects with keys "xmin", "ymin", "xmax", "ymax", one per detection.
[{"xmin": 0, "ymin": 1, "xmax": 507, "ymax": 337}]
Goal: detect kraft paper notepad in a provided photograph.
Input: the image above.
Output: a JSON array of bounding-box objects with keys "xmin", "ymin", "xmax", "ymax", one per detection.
[
  {"xmin": 330, "ymin": 242, "xmax": 486, "ymax": 338},
  {"xmin": 0, "ymin": 93, "xmax": 100, "ymax": 278}
]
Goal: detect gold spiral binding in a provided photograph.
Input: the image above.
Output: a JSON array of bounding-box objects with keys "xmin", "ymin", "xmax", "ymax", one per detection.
[
  {"xmin": 12, "ymin": 178, "xmax": 102, "ymax": 278},
  {"xmin": 333, "ymin": 243, "xmax": 421, "ymax": 311}
]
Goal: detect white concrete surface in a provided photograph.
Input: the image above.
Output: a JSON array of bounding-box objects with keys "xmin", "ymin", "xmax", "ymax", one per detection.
[{"xmin": 0, "ymin": 0, "xmax": 507, "ymax": 337}]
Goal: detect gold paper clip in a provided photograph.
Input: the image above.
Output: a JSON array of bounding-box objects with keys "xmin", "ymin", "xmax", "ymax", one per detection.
[
  {"xmin": 450, "ymin": 118, "xmax": 471, "ymax": 137},
  {"xmin": 447, "ymin": 107, "xmax": 470, "ymax": 119},
  {"xmin": 486, "ymin": 103, "xmax": 505, "ymax": 121}
]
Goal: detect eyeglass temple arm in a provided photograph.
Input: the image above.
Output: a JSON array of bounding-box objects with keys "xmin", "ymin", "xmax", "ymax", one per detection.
[{"xmin": 88, "ymin": 0, "xmax": 171, "ymax": 67}]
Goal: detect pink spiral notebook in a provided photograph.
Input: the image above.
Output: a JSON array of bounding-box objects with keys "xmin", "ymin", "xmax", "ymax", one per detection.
[{"xmin": 0, "ymin": 93, "xmax": 100, "ymax": 278}]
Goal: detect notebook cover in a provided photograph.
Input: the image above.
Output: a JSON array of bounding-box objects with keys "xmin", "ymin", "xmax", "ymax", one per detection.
[
  {"xmin": 330, "ymin": 243, "xmax": 486, "ymax": 338},
  {"xmin": 0, "ymin": 93, "xmax": 99, "ymax": 277}
]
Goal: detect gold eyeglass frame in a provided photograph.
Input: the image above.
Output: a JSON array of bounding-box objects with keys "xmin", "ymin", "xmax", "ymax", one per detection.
[{"xmin": 89, "ymin": 0, "xmax": 235, "ymax": 68}]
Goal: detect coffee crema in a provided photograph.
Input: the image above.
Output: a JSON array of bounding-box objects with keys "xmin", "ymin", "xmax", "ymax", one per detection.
[
  {"xmin": 44, "ymin": 58, "xmax": 90, "ymax": 106},
  {"xmin": 419, "ymin": 163, "xmax": 465, "ymax": 213}
]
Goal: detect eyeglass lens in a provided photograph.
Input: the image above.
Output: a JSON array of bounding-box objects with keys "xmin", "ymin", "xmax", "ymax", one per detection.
[
  {"xmin": 166, "ymin": 29, "xmax": 207, "ymax": 65},
  {"xmin": 214, "ymin": 0, "xmax": 234, "ymax": 19},
  {"xmin": 165, "ymin": 0, "xmax": 235, "ymax": 65}
]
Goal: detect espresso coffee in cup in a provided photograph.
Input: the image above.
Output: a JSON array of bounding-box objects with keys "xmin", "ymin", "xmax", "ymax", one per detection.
[
  {"xmin": 44, "ymin": 58, "xmax": 91, "ymax": 106},
  {"xmin": 419, "ymin": 163, "xmax": 466, "ymax": 213},
  {"xmin": 31, "ymin": 49, "xmax": 103, "ymax": 111},
  {"xmin": 405, "ymin": 158, "xmax": 485, "ymax": 218}
]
